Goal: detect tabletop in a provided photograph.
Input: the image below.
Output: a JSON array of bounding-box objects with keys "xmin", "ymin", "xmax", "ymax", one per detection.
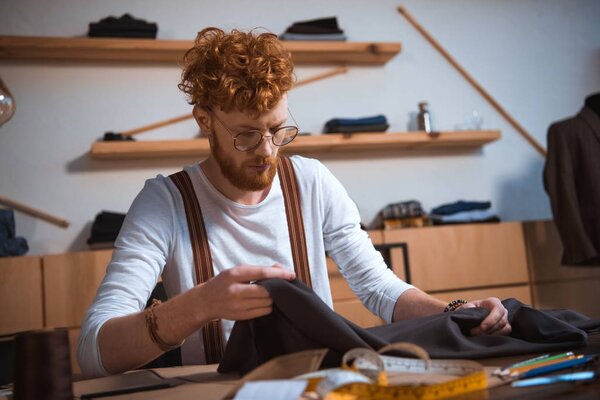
[{"xmin": 4, "ymin": 333, "xmax": 598, "ymax": 400}]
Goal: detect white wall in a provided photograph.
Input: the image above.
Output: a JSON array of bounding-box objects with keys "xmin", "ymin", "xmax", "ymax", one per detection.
[{"xmin": 1, "ymin": 0, "xmax": 599, "ymax": 255}]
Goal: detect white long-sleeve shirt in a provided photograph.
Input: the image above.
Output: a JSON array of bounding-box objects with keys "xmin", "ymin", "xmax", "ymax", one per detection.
[{"xmin": 78, "ymin": 156, "xmax": 413, "ymax": 377}]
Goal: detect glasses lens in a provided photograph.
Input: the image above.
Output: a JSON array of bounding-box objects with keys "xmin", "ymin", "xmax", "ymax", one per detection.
[
  {"xmin": 273, "ymin": 126, "xmax": 298, "ymax": 146},
  {"xmin": 234, "ymin": 131, "xmax": 262, "ymax": 151}
]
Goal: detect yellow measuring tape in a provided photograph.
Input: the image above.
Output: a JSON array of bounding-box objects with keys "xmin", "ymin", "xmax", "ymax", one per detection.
[
  {"xmin": 297, "ymin": 344, "xmax": 489, "ymax": 400},
  {"xmin": 325, "ymin": 370, "xmax": 487, "ymax": 400}
]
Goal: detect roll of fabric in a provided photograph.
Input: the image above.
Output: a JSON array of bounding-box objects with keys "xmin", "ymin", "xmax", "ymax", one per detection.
[{"xmin": 13, "ymin": 329, "xmax": 73, "ymax": 400}]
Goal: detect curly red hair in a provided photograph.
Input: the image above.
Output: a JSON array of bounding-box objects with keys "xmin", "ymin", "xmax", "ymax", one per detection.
[{"xmin": 178, "ymin": 27, "xmax": 295, "ymax": 116}]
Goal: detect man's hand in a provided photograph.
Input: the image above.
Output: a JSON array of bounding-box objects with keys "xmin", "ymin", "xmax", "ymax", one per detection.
[
  {"xmin": 197, "ymin": 264, "xmax": 295, "ymax": 321},
  {"xmin": 459, "ymin": 297, "xmax": 511, "ymax": 336}
]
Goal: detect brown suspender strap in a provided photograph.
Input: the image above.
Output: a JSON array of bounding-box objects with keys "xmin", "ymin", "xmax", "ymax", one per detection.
[
  {"xmin": 168, "ymin": 156, "xmax": 311, "ymax": 363},
  {"xmin": 277, "ymin": 157, "xmax": 313, "ymax": 288},
  {"xmin": 170, "ymin": 171, "xmax": 224, "ymax": 364}
]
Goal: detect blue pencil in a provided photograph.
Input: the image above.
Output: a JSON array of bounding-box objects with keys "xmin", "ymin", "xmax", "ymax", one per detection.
[{"xmin": 517, "ymin": 354, "xmax": 597, "ymax": 379}]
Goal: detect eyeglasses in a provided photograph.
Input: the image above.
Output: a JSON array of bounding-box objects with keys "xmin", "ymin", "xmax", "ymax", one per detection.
[{"xmin": 208, "ymin": 108, "xmax": 299, "ymax": 152}]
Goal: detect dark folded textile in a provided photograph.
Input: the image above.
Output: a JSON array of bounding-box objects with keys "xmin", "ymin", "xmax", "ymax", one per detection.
[
  {"xmin": 432, "ymin": 216, "xmax": 500, "ymax": 226},
  {"xmin": 88, "ymin": 13, "xmax": 158, "ymax": 39},
  {"xmin": 0, "ymin": 237, "xmax": 29, "ymax": 257},
  {"xmin": 431, "ymin": 200, "xmax": 491, "ymax": 216},
  {"xmin": 325, "ymin": 115, "xmax": 388, "ymax": 128},
  {"xmin": 430, "ymin": 209, "xmax": 500, "ymax": 226},
  {"xmin": 284, "ymin": 17, "xmax": 344, "ymax": 35},
  {"xmin": 102, "ymin": 132, "xmax": 136, "ymax": 141},
  {"xmin": 0, "ymin": 209, "xmax": 29, "ymax": 257},
  {"xmin": 218, "ymin": 279, "xmax": 600, "ymax": 374},
  {"xmin": 324, "ymin": 123, "xmax": 389, "ymax": 134},
  {"xmin": 87, "ymin": 211, "xmax": 126, "ymax": 245},
  {"xmin": 0, "ymin": 209, "xmax": 15, "ymax": 241}
]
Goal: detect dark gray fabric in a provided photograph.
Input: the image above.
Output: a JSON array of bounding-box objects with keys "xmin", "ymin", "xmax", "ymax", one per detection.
[{"xmin": 218, "ymin": 279, "xmax": 600, "ymax": 374}]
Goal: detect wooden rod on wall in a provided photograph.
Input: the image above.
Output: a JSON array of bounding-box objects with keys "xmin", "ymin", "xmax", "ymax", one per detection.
[
  {"xmin": 397, "ymin": 5, "xmax": 547, "ymax": 157},
  {"xmin": 0, "ymin": 195, "xmax": 70, "ymax": 228},
  {"xmin": 120, "ymin": 66, "xmax": 349, "ymax": 137}
]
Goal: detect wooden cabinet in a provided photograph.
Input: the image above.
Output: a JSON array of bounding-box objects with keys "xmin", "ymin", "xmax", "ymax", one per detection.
[
  {"xmin": 43, "ymin": 250, "xmax": 113, "ymax": 373},
  {"xmin": 0, "ymin": 256, "xmax": 44, "ymax": 335},
  {"xmin": 523, "ymin": 220, "xmax": 600, "ymax": 318},
  {"xmin": 383, "ymin": 222, "xmax": 531, "ymax": 302},
  {"xmin": 43, "ymin": 250, "xmax": 113, "ymax": 328}
]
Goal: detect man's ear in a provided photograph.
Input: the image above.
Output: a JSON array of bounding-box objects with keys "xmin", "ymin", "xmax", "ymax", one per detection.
[{"xmin": 193, "ymin": 105, "xmax": 211, "ymax": 136}]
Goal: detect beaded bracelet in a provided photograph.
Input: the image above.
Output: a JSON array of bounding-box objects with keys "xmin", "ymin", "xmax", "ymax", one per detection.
[
  {"xmin": 144, "ymin": 299, "xmax": 184, "ymax": 352},
  {"xmin": 443, "ymin": 299, "xmax": 468, "ymax": 313}
]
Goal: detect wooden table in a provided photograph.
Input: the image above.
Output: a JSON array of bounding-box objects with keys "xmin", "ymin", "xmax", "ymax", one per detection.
[{"xmin": 4, "ymin": 334, "xmax": 598, "ymax": 399}]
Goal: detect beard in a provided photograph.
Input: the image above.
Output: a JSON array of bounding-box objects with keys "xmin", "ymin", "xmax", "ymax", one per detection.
[{"xmin": 211, "ymin": 130, "xmax": 279, "ymax": 191}]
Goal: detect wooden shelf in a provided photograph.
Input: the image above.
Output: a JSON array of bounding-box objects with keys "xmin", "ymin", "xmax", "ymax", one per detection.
[
  {"xmin": 89, "ymin": 130, "xmax": 500, "ymax": 160},
  {"xmin": 0, "ymin": 36, "xmax": 401, "ymax": 65}
]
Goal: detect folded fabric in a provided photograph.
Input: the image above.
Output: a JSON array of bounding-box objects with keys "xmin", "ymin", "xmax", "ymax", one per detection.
[
  {"xmin": 431, "ymin": 200, "xmax": 491, "ymax": 216},
  {"xmin": 0, "ymin": 209, "xmax": 16, "ymax": 241},
  {"xmin": 283, "ymin": 17, "xmax": 344, "ymax": 35},
  {"xmin": 0, "ymin": 209, "xmax": 29, "ymax": 257},
  {"xmin": 218, "ymin": 279, "xmax": 600, "ymax": 374},
  {"xmin": 325, "ymin": 115, "xmax": 388, "ymax": 128},
  {"xmin": 88, "ymin": 13, "xmax": 158, "ymax": 39},
  {"xmin": 87, "ymin": 211, "xmax": 126, "ymax": 245},
  {"xmin": 432, "ymin": 216, "xmax": 500, "ymax": 226},
  {"xmin": 324, "ymin": 123, "xmax": 389, "ymax": 134},
  {"xmin": 102, "ymin": 132, "xmax": 136, "ymax": 141},
  {"xmin": 0, "ymin": 237, "xmax": 29, "ymax": 257},
  {"xmin": 431, "ymin": 209, "xmax": 498, "ymax": 223},
  {"xmin": 279, "ymin": 33, "xmax": 347, "ymax": 41}
]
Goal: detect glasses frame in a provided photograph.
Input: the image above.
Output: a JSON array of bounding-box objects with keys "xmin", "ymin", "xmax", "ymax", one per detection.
[{"xmin": 208, "ymin": 107, "xmax": 300, "ymax": 152}]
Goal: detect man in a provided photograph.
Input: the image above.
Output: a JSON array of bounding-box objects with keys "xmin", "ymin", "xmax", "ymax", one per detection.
[{"xmin": 78, "ymin": 27, "xmax": 510, "ymax": 378}]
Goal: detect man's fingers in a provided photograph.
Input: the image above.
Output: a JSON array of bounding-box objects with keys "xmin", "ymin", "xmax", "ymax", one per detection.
[
  {"xmin": 236, "ymin": 297, "xmax": 273, "ymax": 310},
  {"xmin": 228, "ymin": 265, "xmax": 296, "ymax": 282},
  {"xmin": 469, "ymin": 300, "xmax": 510, "ymax": 336},
  {"xmin": 480, "ymin": 307, "xmax": 504, "ymax": 332},
  {"xmin": 483, "ymin": 312, "xmax": 509, "ymax": 335},
  {"xmin": 235, "ymin": 306, "xmax": 273, "ymax": 320},
  {"xmin": 230, "ymin": 283, "xmax": 271, "ymax": 299}
]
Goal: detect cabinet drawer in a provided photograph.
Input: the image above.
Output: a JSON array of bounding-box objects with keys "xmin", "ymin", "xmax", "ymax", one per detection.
[
  {"xmin": 384, "ymin": 222, "xmax": 529, "ymax": 292},
  {"xmin": 43, "ymin": 250, "xmax": 113, "ymax": 328},
  {"xmin": 0, "ymin": 256, "xmax": 44, "ymax": 335}
]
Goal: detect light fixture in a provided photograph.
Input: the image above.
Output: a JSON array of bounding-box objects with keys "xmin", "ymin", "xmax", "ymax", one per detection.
[{"xmin": 0, "ymin": 77, "xmax": 16, "ymax": 127}]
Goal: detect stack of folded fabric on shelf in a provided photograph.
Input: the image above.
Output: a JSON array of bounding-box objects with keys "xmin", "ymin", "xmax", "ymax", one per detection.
[
  {"xmin": 87, "ymin": 211, "xmax": 127, "ymax": 249},
  {"xmin": 429, "ymin": 200, "xmax": 500, "ymax": 225},
  {"xmin": 369, "ymin": 200, "xmax": 429, "ymax": 230},
  {"xmin": 88, "ymin": 14, "xmax": 158, "ymax": 38},
  {"xmin": 0, "ymin": 209, "xmax": 28, "ymax": 257},
  {"xmin": 280, "ymin": 17, "xmax": 347, "ymax": 41},
  {"xmin": 323, "ymin": 115, "xmax": 389, "ymax": 134}
]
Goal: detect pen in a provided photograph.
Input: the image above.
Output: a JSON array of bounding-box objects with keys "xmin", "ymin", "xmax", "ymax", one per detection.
[
  {"xmin": 494, "ymin": 351, "xmax": 573, "ymax": 376},
  {"xmin": 516, "ymin": 354, "xmax": 597, "ymax": 379},
  {"xmin": 507, "ymin": 354, "xmax": 578, "ymax": 375}
]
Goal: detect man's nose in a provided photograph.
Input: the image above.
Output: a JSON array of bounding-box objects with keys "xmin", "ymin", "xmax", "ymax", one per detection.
[{"xmin": 254, "ymin": 134, "xmax": 275, "ymax": 157}]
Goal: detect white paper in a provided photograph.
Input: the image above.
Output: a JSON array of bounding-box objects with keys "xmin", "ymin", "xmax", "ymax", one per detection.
[{"xmin": 234, "ymin": 380, "xmax": 308, "ymax": 400}]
